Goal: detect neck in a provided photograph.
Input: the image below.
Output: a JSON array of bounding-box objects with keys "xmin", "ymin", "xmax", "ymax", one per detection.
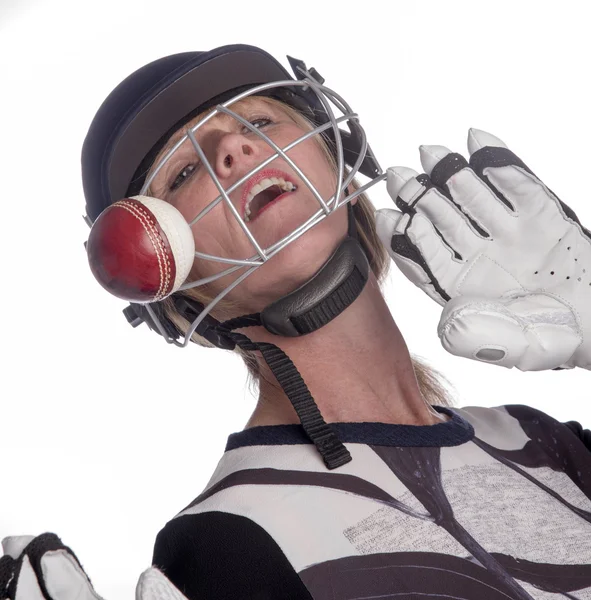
[{"xmin": 243, "ymin": 274, "xmax": 444, "ymax": 429}]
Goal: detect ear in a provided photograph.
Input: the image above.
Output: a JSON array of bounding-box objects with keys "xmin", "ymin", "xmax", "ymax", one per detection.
[{"xmin": 345, "ymin": 184, "xmax": 358, "ymax": 205}]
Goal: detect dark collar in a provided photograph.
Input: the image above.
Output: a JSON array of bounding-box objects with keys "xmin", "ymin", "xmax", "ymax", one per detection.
[{"xmin": 226, "ymin": 407, "xmax": 474, "ymax": 451}]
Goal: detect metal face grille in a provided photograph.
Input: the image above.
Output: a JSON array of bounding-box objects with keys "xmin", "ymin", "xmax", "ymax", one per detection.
[{"xmin": 140, "ymin": 74, "xmax": 385, "ymax": 346}]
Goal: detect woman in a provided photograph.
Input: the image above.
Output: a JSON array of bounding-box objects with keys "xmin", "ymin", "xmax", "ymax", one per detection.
[
  {"xmin": 3, "ymin": 44, "xmax": 590, "ymax": 600},
  {"xmin": 142, "ymin": 97, "xmax": 448, "ymax": 430},
  {"xmin": 83, "ymin": 45, "xmax": 456, "ymax": 471},
  {"xmin": 85, "ymin": 43, "xmax": 591, "ymax": 600}
]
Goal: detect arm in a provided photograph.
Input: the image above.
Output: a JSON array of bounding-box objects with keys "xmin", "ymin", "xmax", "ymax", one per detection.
[
  {"xmin": 153, "ymin": 512, "xmax": 313, "ymax": 600},
  {"xmin": 564, "ymin": 421, "xmax": 591, "ymax": 452}
]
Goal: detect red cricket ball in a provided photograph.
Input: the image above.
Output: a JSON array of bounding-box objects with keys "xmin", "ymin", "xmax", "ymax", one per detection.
[{"xmin": 87, "ymin": 195, "xmax": 195, "ymax": 303}]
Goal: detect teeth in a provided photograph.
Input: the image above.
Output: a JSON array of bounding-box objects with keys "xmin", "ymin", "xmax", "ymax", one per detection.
[
  {"xmin": 249, "ymin": 182, "xmax": 264, "ymax": 198},
  {"xmin": 244, "ymin": 176, "xmax": 295, "ymax": 222}
]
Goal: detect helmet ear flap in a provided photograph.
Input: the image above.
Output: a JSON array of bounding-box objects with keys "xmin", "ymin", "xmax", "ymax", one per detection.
[
  {"xmin": 123, "ymin": 302, "xmax": 180, "ymax": 340},
  {"xmin": 283, "ymin": 56, "xmax": 381, "ymax": 180},
  {"xmin": 122, "ymin": 297, "xmax": 236, "ymax": 350}
]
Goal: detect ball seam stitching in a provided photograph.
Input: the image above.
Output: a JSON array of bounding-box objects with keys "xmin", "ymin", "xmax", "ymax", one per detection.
[{"xmin": 115, "ymin": 200, "xmax": 172, "ymax": 300}]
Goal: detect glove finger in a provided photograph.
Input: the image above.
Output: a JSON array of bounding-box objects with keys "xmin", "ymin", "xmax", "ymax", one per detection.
[
  {"xmin": 2, "ymin": 537, "xmax": 36, "ymax": 560},
  {"xmin": 9, "ymin": 534, "xmax": 102, "ymax": 600},
  {"xmin": 438, "ymin": 295, "xmax": 581, "ymax": 371},
  {"xmin": 136, "ymin": 567, "xmax": 189, "ymax": 600},
  {"xmin": 375, "ymin": 208, "xmax": 408, "ymax": 241},
  {"xmin": 375, "ymin": 209, "xmax": 449, "ymax": 305},
  {"xmin": 388, "ymin": 161, "xmax": 484, "ymax": 266},
  {"xmin": 408, "ymin": 184, "xmax": 485, "ymax": 263},
  {"xmin": 423, "ymin": 144, "xmax": 515, "ymax": 240},
  {"xmin": 467, "ymin": 128, "xmax": 573, "ymax": 227},
  {"xmin": 41, "ymin": 550, "xmax": 103, "ymax": 600},
  {"xmin": 386, "ymin": 166, "xmax": 421, "ymax": 203},
  {"xmin": 13, "ymin": 555, "xmax": 46, "ymax": 600},
  {"xmin": 405, "ymin": 211, "xmax": 469, "ymax": 300},
  {"xmin": 466, "ymin": 128, "xmax": 508, "ymax": 155},
  {"xmin": 391, "ymin": 245, "xmax": 446, "ymax": 305},
  {"xmin": 469, "ymin": 129, "xmax": 584, "ymax": 239}
]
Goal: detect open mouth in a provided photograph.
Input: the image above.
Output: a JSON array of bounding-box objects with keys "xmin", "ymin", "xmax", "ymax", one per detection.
[{"xmin": 243, "ymin": 175, "xmax": 297, "ymax": 223}]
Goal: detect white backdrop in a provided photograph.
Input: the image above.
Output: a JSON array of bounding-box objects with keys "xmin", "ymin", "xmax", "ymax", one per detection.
[{"xmin": 1, "ymin": 0, "xmax": 589, "ymax": 597}]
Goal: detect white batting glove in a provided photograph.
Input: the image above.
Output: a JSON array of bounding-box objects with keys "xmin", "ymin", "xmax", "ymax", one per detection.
[
  {"xmin": 0, "ymin": 535, "xmax": 188, "ymax": 600},
  {"xmin": 135, "ymin": 567, "xmax": 189, "ymax": 600},
  {"xmin": 0, "ymin": 534, "xmax": 103, "ymax": 600},
  {"xmin": 376, "ymin": 128, "xmax": 591, "ymax": 371}
]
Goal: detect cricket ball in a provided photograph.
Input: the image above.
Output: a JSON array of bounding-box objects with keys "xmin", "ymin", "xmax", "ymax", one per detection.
[{"xmin": 87, "ymin": 195, "xmax": 195, "ymax": 303}]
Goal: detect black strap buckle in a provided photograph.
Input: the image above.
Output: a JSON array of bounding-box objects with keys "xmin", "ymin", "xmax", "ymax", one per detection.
[
  {"xmin": 173, "ymin": 297, "xmax": 236, "ymax": 350},
  {"xmin": 123, "ymin": 298, "xmax": 236, "ymax": 351}
]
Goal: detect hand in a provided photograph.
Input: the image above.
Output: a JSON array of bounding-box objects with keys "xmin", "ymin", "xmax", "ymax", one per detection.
[
  {"xmin": 136, "ymin": 567, "xmax": 189, "ymax": 600},
  {"xmin": 0, "ymin": 534, "xmax": 188, "ymax": 600},
  {"xmin": 375, "ymin": 129, "xmax": 591, "ymax": 371},
  {"xmin": 0, "ymin": 534, "xmax": 102, "ymax": 600}
]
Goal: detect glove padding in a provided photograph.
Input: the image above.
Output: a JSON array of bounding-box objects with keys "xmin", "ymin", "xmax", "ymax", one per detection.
[
  {"xmin": 0, "ymin": 534, "xmax": 102, "ymax": 600},
  {"xmin": 135, "ymin": 567, "xmax": 189, "ymax": 600},
  {"xmin": 376, "ymin": 128, "xmax": 591, "ymax": 371},
  {"xmin": 0, "ymin": 534, "xmax": 188, "ymax": 600}
]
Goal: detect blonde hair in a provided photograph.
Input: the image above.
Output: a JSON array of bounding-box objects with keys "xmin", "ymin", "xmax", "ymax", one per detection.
[{"xmin": 149, "ymin": 96, "xmax": 456, "ymax": 407}]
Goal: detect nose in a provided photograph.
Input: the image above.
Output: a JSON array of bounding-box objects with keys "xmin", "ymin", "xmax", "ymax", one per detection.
[{"xmin": 214, "ymin": 133, "xmax": 256, "ymax": 179}]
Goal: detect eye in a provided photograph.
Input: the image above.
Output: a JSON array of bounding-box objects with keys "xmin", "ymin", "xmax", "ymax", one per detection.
[
  {"xmin": 170, "ymin": 163, "xmax": 198, "ymax": 191},
  {"xmin": 242, "ymin": 117, "xmax": 272, "ymax": 134}
]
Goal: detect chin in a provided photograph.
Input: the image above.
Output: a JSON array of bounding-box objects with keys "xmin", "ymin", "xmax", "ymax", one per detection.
[{"xmin": 244, "ymin": 213, "xmax": 348, "ymax": 304}]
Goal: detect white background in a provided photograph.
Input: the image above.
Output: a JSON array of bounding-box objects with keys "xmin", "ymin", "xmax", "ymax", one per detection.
[{"xmin": 1, "ymin": 0, "xmax": 589, "ymax": 597}]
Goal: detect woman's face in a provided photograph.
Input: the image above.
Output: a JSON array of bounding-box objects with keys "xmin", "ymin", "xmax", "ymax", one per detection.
[{"xmin": 148, "ymin": 96, "xmax": 352, "ymax": 313}]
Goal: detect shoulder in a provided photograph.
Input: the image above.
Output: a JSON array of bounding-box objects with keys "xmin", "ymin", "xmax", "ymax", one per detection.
[
  {"xmin": 153, "ymin": 511, "xmax": 313, "ymax": 600},
  {"xmin": 454, "ymin": 403, "xmax": 570, "ymax": 430},
  {"xmin": 455, "ymin": 403, "xmax": 590, "ymax": 452}
]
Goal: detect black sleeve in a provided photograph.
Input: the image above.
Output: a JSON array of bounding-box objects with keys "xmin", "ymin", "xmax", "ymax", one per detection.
[
  {"xmin": 152, "ymin": 511, "xmax": 314, "ymax": 600},
  {"xmin": 564, "ymin": 420, "xmax": 591, "ymax": 452}
]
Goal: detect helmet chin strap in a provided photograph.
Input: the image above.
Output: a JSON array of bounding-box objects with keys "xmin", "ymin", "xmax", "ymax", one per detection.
[
  {"xmin": 125, "ymin": 202, "xmax": 368, "ymax": 469},
  {"xmin": 210, "ymin": 202, "xmax": 368, "ymax": 469}
]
